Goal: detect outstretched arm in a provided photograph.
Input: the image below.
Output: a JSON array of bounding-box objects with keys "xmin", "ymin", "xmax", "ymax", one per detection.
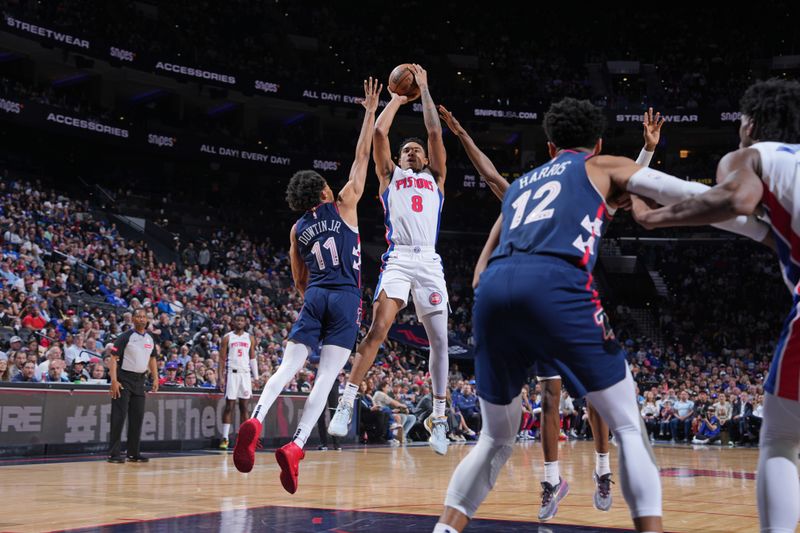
[
  {"xmin": 374, "ymin": 92, "xmax": 410, "ymax": 189},
  {"xmin": 473, "ymin": 214, "xmax": 503, "ymax": 289},
  {"xmin": 439, "ymin": 105, "xmax": 508, "ymax": 201},
  {"xmin": 339, "ymin": 77, "xmax": 382, "ymax": 210},
  {"xmin": 636, "ymin": 107, "xmax": 665, "ymax": 167},
  {"xmin": 289, "ymin": 225, "xmax": 309, "ymax": 295},
  {"xmin": 631, "ymin": 148, "xmax": 764, "ymax": 229},
  {"xmin": 410, "ymin": 64, "xmax": 447, "ymax": 187}
]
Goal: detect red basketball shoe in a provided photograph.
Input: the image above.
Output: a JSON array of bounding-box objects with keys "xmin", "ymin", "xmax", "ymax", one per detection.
[
  {"xmin": 233, "ymin": 418, "xmax": 262, "ymax": 473},
  {"xmin": 275, "ymin": 442, "xmax": 305, "ymax": 494}
]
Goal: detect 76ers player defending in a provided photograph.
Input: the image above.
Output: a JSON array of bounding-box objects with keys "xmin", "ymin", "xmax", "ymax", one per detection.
[
  {"xmin": 233, "ymin": 78, "xmax": 381, "ymax": 494},
  {"xmin": 218, "ymin": 313, "xmax": 258, "ymax": 450},
  {"xmin": 329, "ymin": 64, "xmax": 452, "ymax": 455},
  {"xmin": 631, "ymin": 79, "xmax": 800, "ymax": 533},
  {"xmin": 434, "ymin": 96, "xmax": 774, "ymax": 533}
]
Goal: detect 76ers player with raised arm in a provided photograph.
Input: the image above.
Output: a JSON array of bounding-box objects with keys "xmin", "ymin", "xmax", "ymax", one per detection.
[
  {"xmin": 631, "ymin": 79, "xmax": 800, "ymax": 533},
  {"xmin": 233, "ymin": 78, "xmax": 381, "ymax": 495},
  {"xmin": 328, "ymin": 64, "xmax": 452, "ymax": 456}
]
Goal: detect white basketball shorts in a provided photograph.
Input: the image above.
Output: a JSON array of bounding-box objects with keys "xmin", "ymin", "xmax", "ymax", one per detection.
[
  {"xmin": 225, "ymin": 370, "xmax": 252, "ymax": 400},
  {"xmin": 375, "ymin": 245, "xmax": 448, "ymax": 318}
]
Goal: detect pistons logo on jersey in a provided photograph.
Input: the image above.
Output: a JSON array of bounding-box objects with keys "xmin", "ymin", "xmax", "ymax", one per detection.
[{"xmin": 429, "ymin": 292, "xmax": 443, "ymax": 305}]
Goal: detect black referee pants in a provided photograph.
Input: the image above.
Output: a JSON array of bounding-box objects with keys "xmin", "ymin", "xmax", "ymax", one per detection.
[{"xmin": 109, "ymin": 369, "xmax": 147, "ymax": 458}]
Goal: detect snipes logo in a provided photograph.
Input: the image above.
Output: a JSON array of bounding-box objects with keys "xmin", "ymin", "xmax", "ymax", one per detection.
[
  {"xmin": 110, "ymin": 46, "xmax": 136, "ymax": 62},
  {"xmin": 0, "ymin": 98, "xmax": 22, "ymax": 114},
  {"xmin": 147, "ymin": 134, "xmax": 176, "ymax": 148}
]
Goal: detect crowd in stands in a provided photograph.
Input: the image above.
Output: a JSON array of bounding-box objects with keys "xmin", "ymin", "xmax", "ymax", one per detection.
[{"xmin": 0, "ymin": 166, "xmax": 788, "ymax": 450}]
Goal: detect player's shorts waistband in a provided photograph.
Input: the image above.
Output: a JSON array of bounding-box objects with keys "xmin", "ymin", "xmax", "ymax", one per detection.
[
  {"xmin": 389, "ymin": 245, "xmax": 437, "ymax": 254},
  {"xmin": 492, "ymin": 252, "xmax": 584, "ymax": 269}
]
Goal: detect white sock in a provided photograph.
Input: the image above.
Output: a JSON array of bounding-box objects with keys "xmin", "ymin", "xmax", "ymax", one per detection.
[
  {"xmin": 433, "ymin": 398, "xmax": 446, "ymax": 418},
  {"xmin": 292, "ymin": 422, "xmax": 313, "ymax": 449},
  {"xmin": 433, "ymin": 523, "xmax": 459, "ymax": 533},
  {"xmin": 596, "ymin": 452, "xmax": 611, "ymax": 476},
  {"xmin": 251, "ymin": 341, "xmax": 310, "ymax": 422},
  {"xmin": 293, "ymin": 345, "xmax": 352, "ymax": 450},
  {"xmin": 222, "ymin": 424, "xmax": 230, "ymax": 438},
  {"xmin": 342, "ymin": 382, "xmax": 358, "ymax": 407},
  {"xmin": 544, "ymin": 460, "xmax": 560, "ymax": 486}
]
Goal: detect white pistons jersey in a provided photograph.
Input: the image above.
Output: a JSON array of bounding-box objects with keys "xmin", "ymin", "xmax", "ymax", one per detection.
[
  {"xmin": 752, "ymin": 141, "xmax": 800, "ymax": 293},
  {"xmin": 225, "ymin": 331, "xmax": 252, "ymax": 371},
  {"xmin": 380, "ymin": 166, "xmax": 443, "ymax": 248}
]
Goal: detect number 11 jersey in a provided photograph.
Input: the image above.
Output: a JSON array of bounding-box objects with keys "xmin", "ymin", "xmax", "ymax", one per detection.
[{"xmin": 295, "ymin": 202, "xmax": 361, "ymax": 294}]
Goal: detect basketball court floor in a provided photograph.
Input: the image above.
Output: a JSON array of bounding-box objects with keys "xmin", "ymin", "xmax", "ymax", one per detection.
[{"xmin": 0, "ymin": 441, "xmax": 759, "ymax": 532}]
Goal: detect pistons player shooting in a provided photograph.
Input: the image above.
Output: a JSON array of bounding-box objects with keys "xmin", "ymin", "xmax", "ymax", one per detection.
[{"xmin": 328, "ymin": 64, "xmax": 451, "ymax": 456}]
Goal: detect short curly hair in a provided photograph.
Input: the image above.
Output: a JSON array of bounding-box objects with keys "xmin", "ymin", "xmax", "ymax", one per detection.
[
  {"xmin": 740, "ymin": 78, "xmax": 800, "ymax": 143},
  {"xmin": 543, "ymin": 97, "xmax": 606, "ymax": 150},
  {"xmin": 286, "ymin": 170, "xmax": 327, "ymax": 212}
]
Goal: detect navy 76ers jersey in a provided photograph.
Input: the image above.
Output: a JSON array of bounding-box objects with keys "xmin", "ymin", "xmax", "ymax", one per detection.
[
  {"xmin": 491, "ymin": 150, "xmax": 612, "ymax": 271},
  {"xmin": 295, "ymin": 202, "xmax": 361, "ymax": 293}
]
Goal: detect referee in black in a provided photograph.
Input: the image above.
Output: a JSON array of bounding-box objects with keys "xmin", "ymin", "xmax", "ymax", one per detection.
[{"xmin": 107, "ymin": 308, "xmax": 159, "ymax": 463}]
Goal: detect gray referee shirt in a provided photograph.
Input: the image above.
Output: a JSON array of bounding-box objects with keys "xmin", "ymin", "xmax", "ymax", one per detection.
[{"xmin": 112, "ymin": 329, "xmax": 157, "ymax": 374}]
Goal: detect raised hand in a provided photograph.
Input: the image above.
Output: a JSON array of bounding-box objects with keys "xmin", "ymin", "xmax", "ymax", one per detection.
[
  {"xmin": 643, "ymin": 107, "xmax": 665, "ymax": 150},
  {"xmin": 361, "ymin": 76, "xmax": 383, "ymax": 113},
  {"xmin": 438, "ymin": 105, "xmax": 466, "ymax": 136},
  {"xmin": 409, "ymin": 63, "xmax": 428, "ymax": 89},
  {"xmin": 388, "ymin": 89, "xmax": 410, "ymax": 105}
]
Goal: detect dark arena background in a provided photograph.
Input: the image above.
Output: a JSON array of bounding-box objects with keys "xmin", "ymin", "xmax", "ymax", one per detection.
[{"xmin": 0, "ymin": 2, "xmax": 798, "ymax": 532}]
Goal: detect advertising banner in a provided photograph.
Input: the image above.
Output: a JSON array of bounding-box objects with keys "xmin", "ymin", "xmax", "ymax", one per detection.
[{"xmin": 0, "ymin": 386, "xmax": 355, "ymax": 454}]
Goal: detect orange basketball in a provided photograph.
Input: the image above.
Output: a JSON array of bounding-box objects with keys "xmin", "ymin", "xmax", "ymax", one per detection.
[{"xmin": 388, "ymin": 63, "xmax": 420, "ymax": 100}]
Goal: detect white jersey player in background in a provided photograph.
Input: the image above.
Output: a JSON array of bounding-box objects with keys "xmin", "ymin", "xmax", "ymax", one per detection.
[
  {"xmin": 631, "ymin": 78, "xmax": 800, "ymax": 533},
  {"xmin": 217, "ymin": 313, "xmax": 258, "ymax": 449},
  {"xmin": 329, "ymin": 64, "xmax": 452, "ymax": 455}
]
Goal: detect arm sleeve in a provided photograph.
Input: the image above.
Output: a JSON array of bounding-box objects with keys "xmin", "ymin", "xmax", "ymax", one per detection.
[
  {"xmin": 635, "ymin": 148, "xmax": 655, "ymax": 167},
  {"xmin": 627, "ymin": 167, "xmax": 769, "ymax": 241},
  {"xmin": 250, "ymin": 358, "xmax": 259, "ymax": 381}
]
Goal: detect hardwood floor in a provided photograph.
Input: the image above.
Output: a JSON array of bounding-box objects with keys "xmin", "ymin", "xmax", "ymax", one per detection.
[{"xmin": 0, "ymin": 441, "xmax": 761, "ymax": 532}]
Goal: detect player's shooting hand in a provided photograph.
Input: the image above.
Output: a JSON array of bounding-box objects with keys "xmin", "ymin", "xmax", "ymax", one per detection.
[
  {"xmin": 438, "ymin": 105, "xmax": 465, "ymax": 136},
  {"xmin": 643, "ymin": 107, "xmax": 665, "ymax": 151},
  {"xmin": 110, "ymin": 380, "xmax": 123, "ymax": 399},
  {"xmin": 361, "ymin": 77, "xmax": 382, "ymax": 113},
  {"xmin": 388, "ymin": 90, "xmax": 410, "ymax": 105},
  {"xmin": 409, "ymin": 64, "xmax": 428, "ymax": 88}
]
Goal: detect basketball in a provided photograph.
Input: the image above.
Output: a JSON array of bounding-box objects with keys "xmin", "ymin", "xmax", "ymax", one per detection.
[{"xmin": 388, "ymin": 63, "xmax": 420, "ymax": 100}]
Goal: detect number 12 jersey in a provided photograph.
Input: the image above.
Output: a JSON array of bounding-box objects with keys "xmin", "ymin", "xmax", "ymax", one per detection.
[{"xmin": 491, "ymin": 150, "xmax": 613, "ymax": 271}]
